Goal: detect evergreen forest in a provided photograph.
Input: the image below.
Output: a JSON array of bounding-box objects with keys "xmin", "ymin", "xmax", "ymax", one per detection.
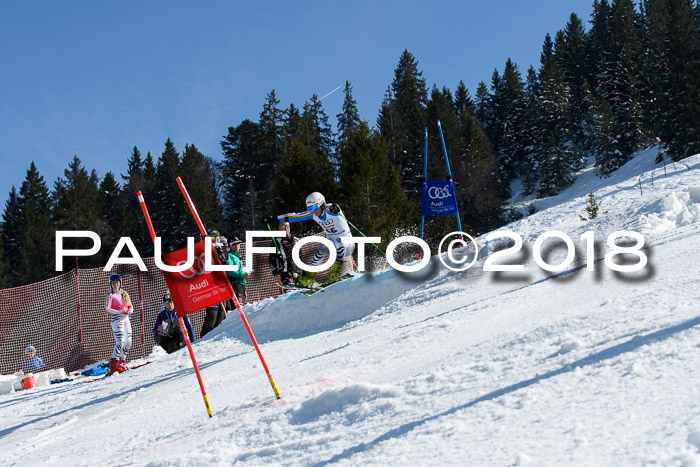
[{"xmin": 2, "ymin": 0, "xmax": 699, "ymax": 288}]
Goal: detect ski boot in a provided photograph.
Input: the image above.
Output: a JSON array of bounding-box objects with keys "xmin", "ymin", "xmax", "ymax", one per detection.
[
  {"xmin": 323, "ymin": 262, "xmax": 343, "ymax": 286},
  {"xmin": 106, "ymin": 358, "xmax": 120, "ymax": 376},
  {"xmin": 296, "ymin": 271, "xmax": 316, "ymax": 288},
  {"xmin": 117, "ymin": 359, "xmax": 129, "ymax": 373}
]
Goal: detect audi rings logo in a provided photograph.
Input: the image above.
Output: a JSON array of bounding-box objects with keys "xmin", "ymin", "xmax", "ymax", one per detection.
[
  {"xmin": 428, "ymin": 185, "xmax": 451, "ymax": 199},
  {"xmin": 177, "ymin": 253, "xmax": 208, "ymax": 279}
]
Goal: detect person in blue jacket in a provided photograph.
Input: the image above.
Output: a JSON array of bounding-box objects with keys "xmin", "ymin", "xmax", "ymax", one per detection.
[
  {"xmin": 21, "ymin": 345, "xmax": 45, "ymax": 373},
  {"xmin": 152, "ymin": 294, "xmax": 195, "ymax": 354}
]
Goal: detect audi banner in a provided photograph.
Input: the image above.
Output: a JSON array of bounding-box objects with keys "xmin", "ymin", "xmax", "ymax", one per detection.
[
  {"xmin": 421, "ymin": 180, "xmax": 457, "ymax": 216},
  {"xmin": 161, "ymin": 241, "xmax": 233, "ymax": 317}
]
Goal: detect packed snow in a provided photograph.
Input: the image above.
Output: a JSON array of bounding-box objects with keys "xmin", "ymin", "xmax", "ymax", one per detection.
[{"xmin": 1, "ymin": 148, "xmax": 700, "ymax": 466}]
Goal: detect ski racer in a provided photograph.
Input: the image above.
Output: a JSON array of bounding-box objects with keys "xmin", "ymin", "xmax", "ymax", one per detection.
[
  {"xmin": 104, "ymin": 274, "xmax": 133, "ymax": 375},
  {"xmin": 277, "ymin": 192, "xmax": 354, "ymax": 287}
]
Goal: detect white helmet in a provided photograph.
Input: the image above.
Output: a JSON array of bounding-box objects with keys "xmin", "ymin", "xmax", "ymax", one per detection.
[{"xmin": 306, "ymin": 192, "xmax": 326, "ymax": 211}]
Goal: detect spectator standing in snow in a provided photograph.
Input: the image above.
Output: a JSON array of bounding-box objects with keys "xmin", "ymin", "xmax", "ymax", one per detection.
[
  {"xmin": 200, "ymin": 230, "xmax": 230, "ymax": 338},
  {"xmin": 226, "ymin": 236, "xmax": 250, "ymax": 304},
  {"xmin": 21, "ymin": 345, "xmax": 45, "ymax": 373},
  {"xmin": 268, "ymin": 220, "xmax": 300, "ymax": 290},
  {"xmin": 277, "ymin": 192, "xmax": 354, "ymax": 287},
  {"xmin": 104, "ymin": 274, "xmax": 133, "ymax": 375},
  {"xmin": 153, "ymin": 294, "xmax": 195, "ymax": 354}
]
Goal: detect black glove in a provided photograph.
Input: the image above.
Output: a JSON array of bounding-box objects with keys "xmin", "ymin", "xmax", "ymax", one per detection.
[
  {"xmin": 329, "ymin": 204, "xmax": 341, "ymax": 214},
  {"xmin": 262, "ymin": 216, "xmax": 271, "ymax": 224}
]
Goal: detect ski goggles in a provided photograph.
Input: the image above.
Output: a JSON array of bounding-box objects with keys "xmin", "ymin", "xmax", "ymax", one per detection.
[{"xmin": 307, "ymin": 203, "xmax": 322, "ymax": 212}]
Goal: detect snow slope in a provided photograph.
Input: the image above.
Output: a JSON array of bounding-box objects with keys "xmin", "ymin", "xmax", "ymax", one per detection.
[{"xmin": 1, "ymin": 149, "xmax": 700, "ymax": 466}]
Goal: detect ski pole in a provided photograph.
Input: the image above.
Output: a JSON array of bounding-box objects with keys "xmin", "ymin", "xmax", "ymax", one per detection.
[
  {"xmin": 338, "ymin": 214, "xmax": 386, "ymax": 258},
  {"xmin": 263, "ymin": 217, "xmax": 281, "ymax": 256}
]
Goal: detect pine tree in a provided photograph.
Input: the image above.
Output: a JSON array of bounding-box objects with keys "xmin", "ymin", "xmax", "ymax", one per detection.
[
  {"xmin": 153, "ymin": 139, "xmax": 187, "ymax": 250},
  {"xmin": 336, "ymin": 81, "xmax": 361, "ymax": 147},
  {"xmin": 143, "ymin": 152, "xmax": 156, "ymax": 181},
  {"xmin": 611, "ymin": 0, "xmax": 646, "ymax": 154},
  {"xmin": 587, "ymin": 0, "xmax": 613, "ymax": 93},
  {"xmin": 579, "ymin": 191, "xmax": 607, "ymax": 220},
  {"xmin": 454, "ymin": 80, "xmax": 476, "ymax": 117},
  {"xmin": 4, "ymin": 165, "xmax": 57, "ymax": 286},
  {"xmin": 453, "ymin": 98, "xmax": 504, "ymax": 233},
  {"xmin": 377, "ymin": 85, "xmax": 397, "ymax": 163},
  {"xmin": 378, "ymin": 50, "xmax": 428, "ymax": 198},
  {"xmin": 592, "ymin": 0, "xmax": 646, "ymax": 169},
  {"xmin": 555, "ymin": 13, "xmax": 595, "ymax": 169},
  {"xmin": 298, "ymin": 94, "xmax": 336, "ymax": 198},
  {"xmin": 258, "ymin": 90, "xmax": 285, "ymax": 161},
  {"xmin": 649, "ymin": 0, "xmax": 700, "ymax": 160},
  {"xmin": 53, "ymin": 156, "xmax": 101, "ymax": 270},
  {"xmin": 0, "ymin": 227, "xmax": 6, "ymax": 289},
  {"xmin": 338, "ymin": 121, "xmax": 407, "ymax": 264},
  {"xmin": 638, "ymin": 0, "xmax": 666, "ymax": 138},
  {"xmin": 495, "ymin": 59, "xmax": 528, "ymax": 183},
  {"xmin": 258, "ymin": 90, "xmax": 286, "ymax": 208},
  {"xmin": 284, "ymin": 103, "xmax": 303, "ymax": 146},
  {"xmin": 301, "ymin": 95, "xmax": 334, "ymax": 160},
  {"xmin": 535, "ymin": 53, "xmax": 575, "ymax": 195},
  {"xmin": 179, "ymin": 144, "xmax": 223, "ymax": 233},
  {"xmin": 220, "ymin": 119, "xmax": 259, "ymax": 232},
  {"xmin": 98, "ymin": 172, "xmax": 127, "ymax": 266},
  {"xmin": 271, "ymin": 139, "xmax": 320, "ymax": 233},
  {"xmin": 2, "ymin": 163, "xmax": 56, "ymax": 285},
  {"xmin": 124, "ymin": 146, "xmax": 144, "ymax": 183},
  {"xmin": 474, "ymin": 81, "xmax": 490, "ymax": 124},
  {"xmin": 593, "ymin": 96, "xmax": 623, "ymax": 176},
  {"xmin": 427, "ymin": 85, "xmax": 459, "ymax": 180},
  {"xmin": 484, "ymin": 69, "xmax": 502, "ymax": 152},
  {"xmin": 521, "ymin": 66, "xmax": 541, "ymax": 194},
  {"xmin": 122, "ymin": 147, "xmax": 156, "ymax": 257},
  {"xmin": 2, "ymin": 187, "xmax": 25, "ymax": 286}
]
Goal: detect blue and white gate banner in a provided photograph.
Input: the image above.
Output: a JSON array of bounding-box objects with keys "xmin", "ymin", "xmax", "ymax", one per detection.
[{"xmin": 421, "ymin": 180, "xmax": 457, "ymax": 216}]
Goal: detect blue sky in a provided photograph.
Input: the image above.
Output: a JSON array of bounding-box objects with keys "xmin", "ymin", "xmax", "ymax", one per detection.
[{"xmin": 0, "ymin": 1, "xmax": 594, "ymax": 208}]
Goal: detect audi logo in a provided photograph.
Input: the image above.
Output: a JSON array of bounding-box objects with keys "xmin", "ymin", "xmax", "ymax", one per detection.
[
  {"xmin": 428, "ymin": 186, "xmax": 452, "ymax": 199},
  {"xmin": 177, "ymin": 253, "xmax": 208, "ymax": 279}
]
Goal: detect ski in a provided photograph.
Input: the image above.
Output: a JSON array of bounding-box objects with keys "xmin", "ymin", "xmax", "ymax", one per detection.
[
  {"xmin": 127, "ymin": 361, "xmax": 153, "ymax": 370},
  {"xmin": 276, "ymin": 282, "xmax": 312, "ymax": 292},
  {"xmin": 82, "ymin": 360, "xmax": 153, "ymax": 383},
  {"xmin": 301, "ymin": 274, "xmax": 354, "ymax": 297}
]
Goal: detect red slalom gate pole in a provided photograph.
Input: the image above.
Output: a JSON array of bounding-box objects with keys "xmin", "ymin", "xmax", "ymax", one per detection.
[
  {"xmin": 176, "ymin": 177, "xmax": 282, "ymax": 400},
  {"xmin": 137, "ymin": 191, "xmax": 214, "ymax": 418}
]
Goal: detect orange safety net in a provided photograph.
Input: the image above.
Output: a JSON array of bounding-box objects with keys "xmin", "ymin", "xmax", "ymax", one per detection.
[{"xmin": 0, "ymin": 236, "xmax": 354, "ymax": 374}]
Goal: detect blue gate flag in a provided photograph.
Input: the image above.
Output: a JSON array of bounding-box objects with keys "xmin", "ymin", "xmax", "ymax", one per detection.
[{"xmin": 421, "ymin": 180, "xmax": 457, "ymax": 216}]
